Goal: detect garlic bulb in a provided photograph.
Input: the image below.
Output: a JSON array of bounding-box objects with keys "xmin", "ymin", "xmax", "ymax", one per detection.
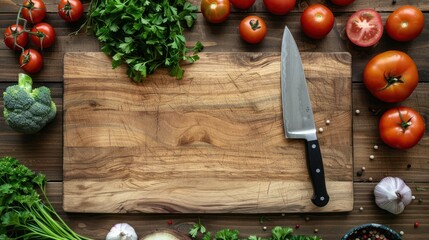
[
  {"xmin": 374, "ymin": 176, "xmax": 412, "ymax": 214},
  {"xmin": 106, "ymin": 223, "xmax": 138, "ymax": 240}
]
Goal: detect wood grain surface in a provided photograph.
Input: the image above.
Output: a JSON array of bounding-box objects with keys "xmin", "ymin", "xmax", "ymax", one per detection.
[{"xmin": 63, "ymin": 52, "xmax": 353, "ymax": 213}]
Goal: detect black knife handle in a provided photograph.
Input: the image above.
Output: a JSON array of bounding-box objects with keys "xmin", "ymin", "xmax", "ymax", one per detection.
[{"xmin": 305, "ymin": 139, "xmax": 329, "ymax": 207}]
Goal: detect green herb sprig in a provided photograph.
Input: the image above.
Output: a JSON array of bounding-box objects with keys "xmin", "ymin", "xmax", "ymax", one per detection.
[
  {"xmin": 189, "ymin": 223, "xmax": 321, "ymax": 240},
  {"xmin": 85, "ymin": 0, "xmax": 203, "ymax": 82},
  {"xmin": 0, "ymin": 156, "xmax": 91, "ymax": 240}
]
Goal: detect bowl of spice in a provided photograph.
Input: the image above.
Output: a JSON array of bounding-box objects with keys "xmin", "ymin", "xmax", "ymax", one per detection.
[{"xmin": 342, "ymin": 223, "xmax": 402, "ymax": 240}]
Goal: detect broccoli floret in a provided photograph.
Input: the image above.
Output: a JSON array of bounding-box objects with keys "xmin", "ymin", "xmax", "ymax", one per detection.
[{"xmin": 3, "ymin": 73, "xmax": 57, "ymax": 134}]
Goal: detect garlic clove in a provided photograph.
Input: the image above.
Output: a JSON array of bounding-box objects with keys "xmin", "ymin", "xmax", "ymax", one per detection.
[
  {"xmin": 374, "ymin": 177, "xmax": 412, "ymax": 215},
  {"xmin": 106, "ymin": 223, "xmax": 138, "ymax": 240}
]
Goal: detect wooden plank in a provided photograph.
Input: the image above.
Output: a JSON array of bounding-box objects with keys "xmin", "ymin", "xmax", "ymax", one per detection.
[
  {"xmin": 46, "ymin": 182, "xmax": 429, "ymax": 240},
  {"xmin": 353, "ymin": 83, "xmax": 429, "ymax": 183},
  {"xmin": 1, "ymin": 0, "xmax": 429, "ymax": 13},
  {"xmin": 63, "ymin": 51, "xmax": 353, "ymax": 213}
]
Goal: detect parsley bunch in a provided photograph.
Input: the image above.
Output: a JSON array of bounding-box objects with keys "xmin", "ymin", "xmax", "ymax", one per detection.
[
  {"xmin": 0, "ymin": 156, "xmax": 91, "ymax": 240},
  {"xmin": 86, "ymin": 0, "xmax": 203, "ymax": 82}
]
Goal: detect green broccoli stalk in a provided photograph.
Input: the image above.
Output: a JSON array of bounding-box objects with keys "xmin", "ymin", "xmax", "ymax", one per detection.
[{"xmin": 3, "ymin": 73, "xmax": 57, "ymax": 134}]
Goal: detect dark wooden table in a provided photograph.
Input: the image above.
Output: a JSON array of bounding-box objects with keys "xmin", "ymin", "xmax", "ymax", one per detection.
[{"xmin": 1, "ymin": 0, "xmax": 429, "ymax": 239}]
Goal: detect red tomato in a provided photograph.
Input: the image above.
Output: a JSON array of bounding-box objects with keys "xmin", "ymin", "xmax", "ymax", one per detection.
[
  {"xmin": 300, "ymin": 4, "xmax": 334, "ymax": 39},
  {"xmin": 363, "ymin": 50, "xmax": 418, "ymax": 103},
  {"xmin": 386, "ymin": 5, "xmax": 424, "ymax": 42},
  {"xmin": 3, "ymin": 24, "xmax": 29, "ymax": 51},
  {"xmin": 19, "ymin": 48, "xmax": 43, "ymax": 74},
  {"xmin": 263, "ymin": 0, "xmax": 296, "ymax": 15},
  {"xmin": 201, "ymin": 0, "xmax": 231, "ymax": 24},
  {"xmin": 21, "ymin": 0, "xmax": 47, "ymax": 24},
  {"xmin": 30, "ymin": 22, "xmax": 56, "ymax": 49},
  {"xmin": 330, "ymin": 0, "xmax": 355, "ymax": 6},
  {"xmin": 58, "ymin": 0, "xmax": 84, "ymax": 22},
  {"xmin": 239, "ymin": 16, "xmax": 267, "ymax": 44},
  {"xmin": 230, "ymin": 0, "xmax": 255, "ymax": 9},
  {"xmin": 346, "ymin": 9, "xmax": 383, "ymax": 47},
  {"xmin": 379, "ymin": 106, "xmax": 425, "ymax": 150}
]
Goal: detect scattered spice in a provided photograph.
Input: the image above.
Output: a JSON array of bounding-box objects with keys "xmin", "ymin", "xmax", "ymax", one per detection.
[
  {"xmin": 392, "ymin": 0, "xmax": 397, "ymax": 4},
  {"xmin": 325, "ymin": 119, "xmax": 331, "ymax": 125},
  {"xmin": 356, "ymin": 170, "xmax": 363, "ymax": 177},
  {"xmin": 399, "ymin": 230, "xmax": 404, "ymax": 236},
  {"xmin": 368, "ymin": 177, "xmax": 373, "ymax": 182},
  {"xmin": 361, "ymin": 166, "xmax": 366, "ymax": 171},
  {"xmin": 368, "ymin": 106, "xmax": 382, "ymax": 116},
  {"xmin": 369, "ymin": 155, "xmax": 375, "ymax": 160},
  {"xmin": 295, "ymin": 224, "xmax": 300, "ymax": 229},
  {"xmin": 407, "ymin": 164, "xmax": 412, "ymax": 169},
  {"xmin": 314, "ymin": 228, "xmax": 318, "ymax": 233},
  {"xmin": 167, "ymin": 219, "xmax": 173, "ymax": 225},
  {"xmin": 262, "ymin": 226, "xmax": 267, "ymax": 231},
  {"xmin": 414, "ymin": 222, "xmax": 420, "ymax": 228},
  {"xmin": 412, "ymin": 195, "xmax": 416, "ymax": 200},
  {"xmin": 318, "ymin": 127, "xmax": 324, "ymax": 133},
  {"xmin": 355, "ymin": 109, "xmax": 361, "ymax": 115},
  {"xmin": 373, "ymin": 145, "xmax": 379, "ymax": 150},
  {"xmin": 305, "ymin": 217, "xmax": 310, "ymax": 221},
  {"xmin": 359, "ymin": 206, "xmax": 364, "ymax": 211}
]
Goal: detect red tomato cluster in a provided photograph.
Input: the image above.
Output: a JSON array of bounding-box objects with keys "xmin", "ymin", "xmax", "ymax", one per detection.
[{"xmin": 3, "ymin": 0, "xmax": 84, "ymax": 74}]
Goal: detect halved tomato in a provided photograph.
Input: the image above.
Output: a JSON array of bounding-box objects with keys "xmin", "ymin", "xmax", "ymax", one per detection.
[{"xmin": 346, "ymin": 9, "xmax": 383, "ymax": 47}]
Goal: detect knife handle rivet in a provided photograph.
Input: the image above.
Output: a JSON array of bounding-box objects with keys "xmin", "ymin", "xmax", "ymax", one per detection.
[
  {"xmin": 320, "ymin": 196, "xmax": 325, "ymax": 201},
  {"xmin": 312, "ymin": 144, "xmax": 316, "ymax": 149},
  {"xmin": 316, "ymin": 168, "xmax": 321, "ymax": 173}
]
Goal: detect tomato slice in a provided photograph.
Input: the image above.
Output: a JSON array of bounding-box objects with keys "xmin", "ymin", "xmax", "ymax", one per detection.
[{"xmin": 346, "ymin": 9, "xmax": 383, "ymax": 47}]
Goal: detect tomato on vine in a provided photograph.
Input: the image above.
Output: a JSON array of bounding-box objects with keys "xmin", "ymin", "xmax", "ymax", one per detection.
[
  {"xmin": 3, "ymin": 24, "xmax": 29, "ymax": 50},
  {"xmin": 21, "ymin": 0, "xmax": 46, "ymax": 24},
  {"xmin": 379, "ymin": 106, "xmax": 425, "ymax": 150},
  {"xmin": 201, "ymin": 0, "xmax": 231, "ymax": 24},
  {"xmin": 239, "ymin": 16, "xmax": 267, "ymax": 44},
  {"xmin": 363, "ymin": 50, "xmax": 418, "ymax": 103},
  {"xmin": 30, "ymin": 22, "xmax": 56, "ymax": 49},
  {"xmin": 386, "ymin": 5, "xmax": 425, "ymax": 42},
  {"xmin": 19, "ymin": 48, "xmax": 43, "ymax": 74},
  {"xmin": 58, "ymin": 0, "xmax": 84, "ymax": 22},
  {"xmin": 300, "ymin": 4, "xmax": 334, "ymax": 39}
]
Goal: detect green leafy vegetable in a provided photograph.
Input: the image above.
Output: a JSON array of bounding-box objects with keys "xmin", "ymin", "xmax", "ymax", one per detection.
[
  {"xmin": 189, "ymin": 223, "xmax": 321, "ymax": 240},
  {"xmin": 0, "ymin": 156, "xmax": 91, "ymax": 240},
  {"xmin": 85, "ymin": 0, "xmax": 203, "ymax": 82},
  {"xmin": 3, "ymin": 73, "xmax": 57, "ymax": 134}
]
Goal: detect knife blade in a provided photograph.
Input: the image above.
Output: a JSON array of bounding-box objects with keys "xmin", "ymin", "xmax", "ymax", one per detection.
[{"xmin": 281, "ymin": 27, "xmax": 329, "ymax": 207}]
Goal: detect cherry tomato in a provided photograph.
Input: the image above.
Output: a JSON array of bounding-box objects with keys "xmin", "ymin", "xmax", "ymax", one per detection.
[
  {"xmin": 201, "ymin": 0, "xmax": 231, "ymax": 24},
  {"xmin": 3, "ymin": 24, "xmax": 29, "ymax": 50},
  {"xmin": 330, "ymin": 0, "xmax": 355, "ymax": 6},
  {"xmin": 30, "ymin": 22, "xmax": 56, "ymax": 49},
  {"xmin": 363, "ymin": 50, "xmax": 418, "ymax": 103},
  {"xmin": 21, "ymin": 0, "xmax": 47, "ymax": 24},
  {"xmin": 263, "ymin": 0, "xmax": 296, "ymax": 15},
  {"xmin": 239, "ymin": 16, "xmax": 267, "ymax": 44},
  {"xmin": 300, "ymin": 4, "xmax": 334, "ymax": 39},
  {"xmin": 230, "ymin": 0, "xmax": 255, "ymax": 10},
  {"xmin": 19, "ymin": 48, "xmax": 43, "ymax": 74},
  {"xmin": 346, "ymin": 9, "xmax": 383, "ymax": 47},
  {"xmin": 386, "ymin": 5, "xmax": 424, "ymax": 42},
  {"xmin": 58, "ymin": 0, "xmax": 84, "ymax": 22},
  {"xmin": 379, "ymin": 106, "xmax": 425, "ymax": 150}
]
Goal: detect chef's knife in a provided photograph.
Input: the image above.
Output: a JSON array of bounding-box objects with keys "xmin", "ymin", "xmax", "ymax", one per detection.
[{"xmin": 281, "ymin": 27, "xmax": 329, "ymax": 207}]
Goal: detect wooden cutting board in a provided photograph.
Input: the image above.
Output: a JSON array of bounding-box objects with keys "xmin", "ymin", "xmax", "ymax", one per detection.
[{"xmin": 63, "ymin": 51, "xmax": 353, "ymax": 213}]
